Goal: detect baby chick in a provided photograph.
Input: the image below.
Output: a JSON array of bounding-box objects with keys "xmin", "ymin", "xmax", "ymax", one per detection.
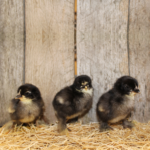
[
  {"xmin": 96, "ymin": 76, "xmax": 140, "ymax": 132},
  {"xmin": 53, "ymin": 75, "xmax": 93, "ymax": 134},
  {"xmin": 8, "ymin": 83, "xmax": 48, "ymax": 126}
]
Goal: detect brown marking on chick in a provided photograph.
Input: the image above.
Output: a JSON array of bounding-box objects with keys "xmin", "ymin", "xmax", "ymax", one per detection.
[
  {"xmin": 12, "ymin": 120, "xmax": 17, "ymax": 123},
  {"xmin": 19, "ymin": 115, "xmax": 35, "ymax": 123},
  {"xmin": 82, "ymin": 81, "xmax": 88, "ymax": 85},
  {"xmin": 66, "ymin": 110, "xmax": 86, "ymax": 120},
  {"xmin": 8, "ymin": 107, "xmax": 15, "ymax": 113},
  {"xmin": 108, "ymin": 115, "xmax": 127, "ymax": 123}
]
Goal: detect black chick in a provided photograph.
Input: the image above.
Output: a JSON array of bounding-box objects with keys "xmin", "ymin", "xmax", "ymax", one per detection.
[
  {"xmin": 8, "ymin": 84, "xmax": 48, "ymax": 126},
  {"xmin": 53, "ymin": 75, "xmax": 93, "ymax": 135},
  {"xmin": 96, "ymin": 76, "xmax": 140, "ymax": 132}
]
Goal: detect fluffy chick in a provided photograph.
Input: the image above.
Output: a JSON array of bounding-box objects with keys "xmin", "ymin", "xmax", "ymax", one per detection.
[
  {"xmin": 96, "ymin": 76, "xmax": 140, "ymax": 132},
  {"xmin": 53, "ymin": 75, "xmax": 93, "ymax": 134},
  {"xmin": 8, "ymin": 84, "xmax": 48, "ymax": 126}
]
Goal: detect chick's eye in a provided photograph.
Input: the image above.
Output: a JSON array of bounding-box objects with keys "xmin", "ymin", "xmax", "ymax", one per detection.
[
  {"xmin": 25, "ymin": 91, "xmax": 32, "ymax": 96},
  {"xmin": 26, "ymin": 93, "xmax": 30, "ymax": 95}
]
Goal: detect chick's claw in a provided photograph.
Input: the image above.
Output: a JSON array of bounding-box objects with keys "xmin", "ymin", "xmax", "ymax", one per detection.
[
  {"xmin": 60, "ymin": 128, "xmax": 69, "ymax": 136},
  {"xmin": 67, "ymin": 128, "xmax": 71, "ymax": 131},
  {"xmin": 100, "ymin": 122, "xmax": 114, "ymax": 132}
]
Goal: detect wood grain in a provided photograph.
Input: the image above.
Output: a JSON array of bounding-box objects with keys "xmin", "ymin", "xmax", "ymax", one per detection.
[
  {"xmin": 25, "ymin": 0, "xmax": 75, "ymax": 123},
  {"xmin": 129, "ymin": 0, "xmax": 150, "ymax": 122},
  {"xmin": 0, "ymin": 0, "xmax": 24, "ymax": 125},
  {"xmin": 77, "ymin": 0, "xmax": 129, "ymax": 122}
]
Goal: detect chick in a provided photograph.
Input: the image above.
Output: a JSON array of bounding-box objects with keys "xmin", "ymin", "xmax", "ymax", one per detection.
[
  {"xmin": 8, "ymin": 84, "xmax": 48, "ymax": 126},
  {"xmin": 96, "ymin": 76, "xmax": 140, "ymax": 132},
  {"xmin": 53, "ymin": 75, "xmax": 93, "ymax": 134}
]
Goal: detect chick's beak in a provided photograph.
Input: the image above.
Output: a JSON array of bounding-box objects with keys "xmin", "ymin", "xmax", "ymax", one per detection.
[
  {"xmin": 134, "ymin": 89, "xmax": 140, "ymax": 93},
  {"xmin": 131, "ymin": 89, "xmax": 140, "ymax": 96},
  {"xmin": 15, "ymin": 94, "xmax": 22, "ymax": 99}
]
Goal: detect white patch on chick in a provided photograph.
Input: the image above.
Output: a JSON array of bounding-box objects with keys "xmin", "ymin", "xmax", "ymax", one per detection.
[
  {"xmin": 57, "ymin": 96, "xmax": 64, "ymax": 104},
  {"xmin": 20, "ymin": 96, "xmax": 33, "ymax": 104},
  {"xmin": 82, "ymin": 88, "xmax": 93, "ymax": 96}
]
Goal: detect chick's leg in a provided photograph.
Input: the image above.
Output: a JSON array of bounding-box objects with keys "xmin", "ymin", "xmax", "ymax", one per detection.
[
  {"xmin": 57, "ymin": 117, "xmax": 68, "ymax": 135},
  {"xmin": 66, "ymin": 117, "xmax": 78, "ymax": 132},
  {"xmin": 39, "ymin": 110, "xmax": 49, "ymax": 124},
  {"xmin": 100, "ymin": 121, "xmax": 113, "ymax": 132},
  {"xmin": 42, "ymin": 115, "xmax": 49, "ymax": 124},
  {"xmin": 3, "ymin": 121, "xmax": 14, "ymax": 132},
  {"xmin": 122, "ymin": 119, "xmax": 134, "ymax": 129}
]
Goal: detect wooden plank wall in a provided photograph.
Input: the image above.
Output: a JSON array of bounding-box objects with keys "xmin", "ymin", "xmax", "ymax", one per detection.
[
  {"xmin": 25, "ymin": 0, "xmax": 75, "ymax": 123},
  {"xmin": 0, "ymin": 0, "xmax": 24, "ymax": 126},
  {"xmin": 77, "ymin": 0, "xmax": 150, "ymax": 122},
  {"xmin": 129, "ymin": 0, "xmax": 150, "ymax": 122},
  {"xmin": 77, "ymin": 0, "xmax": 129, "ymax": 122}
]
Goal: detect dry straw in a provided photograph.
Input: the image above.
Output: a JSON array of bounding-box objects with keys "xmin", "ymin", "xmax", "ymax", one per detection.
[{"xmin": 0, "ymin": 121, "xmax": 150, "ymax": 150}]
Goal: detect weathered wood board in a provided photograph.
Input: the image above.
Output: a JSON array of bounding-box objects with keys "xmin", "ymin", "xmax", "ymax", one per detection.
[
  {"xmin": 77, "ymin": 0, "xmax": 129, "ymax": 122},
  {"xmin": 25, "ymin": 0, "xmax": 75, "ymax": 123},
  {"xmin": 129, "ymin": 0, "xmax": 150, "ymax": 122},
  {"xmin": 0, "ymin": 0, "xmax": 24, "ymax": 125}
]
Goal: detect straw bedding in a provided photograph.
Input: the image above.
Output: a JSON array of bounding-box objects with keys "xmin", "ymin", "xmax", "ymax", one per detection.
[{"xmin": 0, "ymin": 121, "xmax": 150, "ymax": 150}]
